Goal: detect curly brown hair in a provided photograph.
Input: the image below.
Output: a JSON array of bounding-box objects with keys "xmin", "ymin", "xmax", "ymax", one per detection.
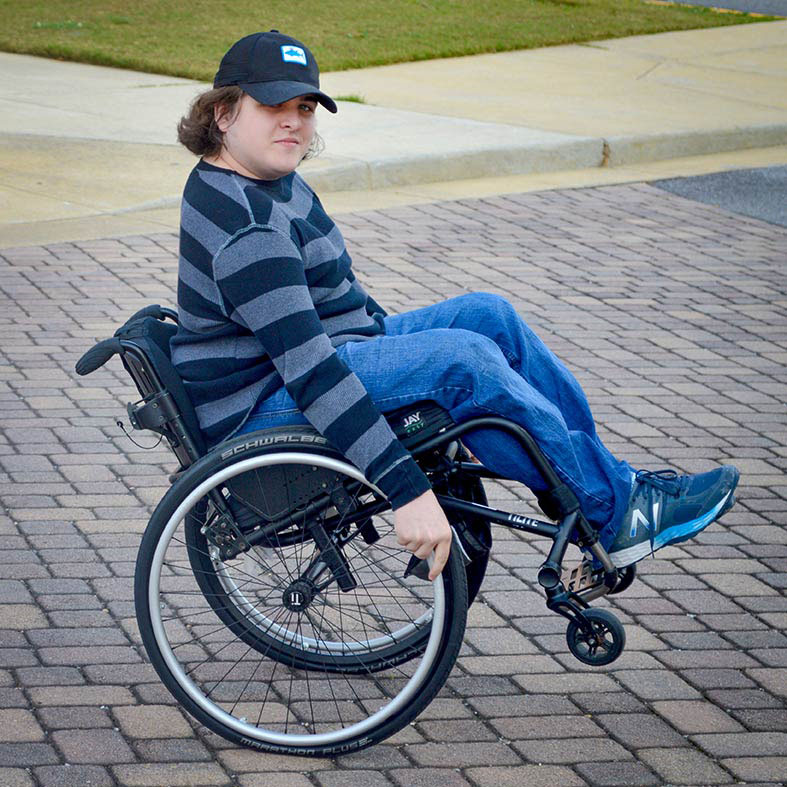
[
  {"xmin": 176, "ymin": 87, "xmax": 324, "ymax": 161},
  {"xmin": 177, "ymin": 87, "xmax": 244, "ymax": 158}
]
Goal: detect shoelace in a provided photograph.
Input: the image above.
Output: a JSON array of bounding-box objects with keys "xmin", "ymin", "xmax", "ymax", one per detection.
[{"xmin": 635, "ymin": 469, "xmax": 683, "ymax": 497}]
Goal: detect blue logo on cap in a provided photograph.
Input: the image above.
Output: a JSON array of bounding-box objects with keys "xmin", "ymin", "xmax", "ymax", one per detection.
[{"xmin": 281, "ymin": 45, "xmax": 307, "ymax": 66}]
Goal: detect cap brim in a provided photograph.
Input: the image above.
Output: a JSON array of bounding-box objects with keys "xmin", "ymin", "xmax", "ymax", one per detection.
[{"xmin": 240, "ymin": 81, "xmax": 337, "ymax": 113}]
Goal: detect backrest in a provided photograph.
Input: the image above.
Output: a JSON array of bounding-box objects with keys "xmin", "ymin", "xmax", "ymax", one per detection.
[{"xmin": 115, "ymin": 316, "xmax": 207, "ymax": 460}]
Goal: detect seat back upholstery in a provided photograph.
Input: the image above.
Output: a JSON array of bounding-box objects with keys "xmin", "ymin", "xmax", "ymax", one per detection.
[{"xmin": 115, "ymin": 316, "xmax": 207, "ymax": 460}]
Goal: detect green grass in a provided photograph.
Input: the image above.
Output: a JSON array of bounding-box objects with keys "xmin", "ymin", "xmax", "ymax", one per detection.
[{"xmin": 0, "ymin": 0, "xmax": 775, "ymax": 78}]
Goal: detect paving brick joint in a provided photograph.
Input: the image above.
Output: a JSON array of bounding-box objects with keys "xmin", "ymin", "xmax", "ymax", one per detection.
[{"xmin": 0, "ymin": 181, "xmax": 785, "ymax": 786}]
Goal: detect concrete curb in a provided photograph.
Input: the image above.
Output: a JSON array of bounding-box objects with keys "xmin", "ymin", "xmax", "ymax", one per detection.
[
  {"xmin": 308, "ymin": 125, "xmax": 787, "ymax": 192},
  {"xmin": 606, "ymin": 124, "xmax": 787, "ymax": 167},
  {"xmin": 304, "ymin": 136, "xmax": 604, "ymax": 192},
  {"xmin": 114, "ymin": 123, "xmax": 787, "ymax": 208}
]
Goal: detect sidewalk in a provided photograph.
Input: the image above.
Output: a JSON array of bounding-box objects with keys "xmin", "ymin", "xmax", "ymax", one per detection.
[
  {"xmin": 1, "ymin": 180, "xmax": 785, "ymax": 787},
  {"xmin": 1, "ymin": 20, "xmax": 786, "ymax": 247}
]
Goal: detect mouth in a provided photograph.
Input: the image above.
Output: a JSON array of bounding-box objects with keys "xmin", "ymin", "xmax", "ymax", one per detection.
[{"xmin": 276, "ymin": 138, "xmax": 300, "ymax": 147}]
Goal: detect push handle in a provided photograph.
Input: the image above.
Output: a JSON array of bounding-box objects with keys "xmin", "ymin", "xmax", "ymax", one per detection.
[
  {"xmin": 121, "ymin": 304, "xmax": 178, "ymax": 329},
  {"xmin": 74, "ymin": 338, "xmax": 123, "ymax": 376},
  {"xmin": 75, "ymin": 304, "xmax": 178, "ymax": 376}
]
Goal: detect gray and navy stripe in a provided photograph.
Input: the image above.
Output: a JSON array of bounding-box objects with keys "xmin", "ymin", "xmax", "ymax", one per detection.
[{"xmin": 171, "ymin": 161, "xmax": 430, "ymax": 508}]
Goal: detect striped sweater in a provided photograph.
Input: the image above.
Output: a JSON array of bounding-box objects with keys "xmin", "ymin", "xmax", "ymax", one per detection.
[{"xmin": 171, "ymin": 160, "xmax": 431, "ymax": 509}]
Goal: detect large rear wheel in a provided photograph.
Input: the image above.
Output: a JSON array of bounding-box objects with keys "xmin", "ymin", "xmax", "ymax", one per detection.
[{"xmin": 134, "ymin": 430, "xmax": 468, "ymax": 755}]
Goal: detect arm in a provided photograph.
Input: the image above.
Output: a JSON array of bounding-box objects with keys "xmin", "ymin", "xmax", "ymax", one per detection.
[
  {"xmin": 346, "ymin": 268, "xmax": 388, "ymax": 319},
  {"xmin": 215, "ymin": 226, "xmax": 450, "ymax": 575}
]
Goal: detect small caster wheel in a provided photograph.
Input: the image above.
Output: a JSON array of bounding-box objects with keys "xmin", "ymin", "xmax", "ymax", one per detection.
[
  {"xmin": 609, "ymin": 563, "xmax": 636, "ymax": 596},
  {"xmin": 566, "ymin": 608, "xmax": 625, "ymax": 666}
]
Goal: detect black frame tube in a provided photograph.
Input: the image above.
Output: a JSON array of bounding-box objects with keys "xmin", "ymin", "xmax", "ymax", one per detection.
[
  {"xmin": 411, "ymin": 416, "xmax": 564, "ymax": 489},
  {"xmin": 436, "ymin": 494, "xmax": 558, "ymax": 539},
  {"xmin": 120, "ymin": 342, "xmax": 203, "ymax": 467}
]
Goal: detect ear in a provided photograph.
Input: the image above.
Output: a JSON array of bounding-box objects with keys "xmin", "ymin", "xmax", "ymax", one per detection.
[{"xmin": 214, "ymin": 101, "xmax": 239, "ymax": 133}]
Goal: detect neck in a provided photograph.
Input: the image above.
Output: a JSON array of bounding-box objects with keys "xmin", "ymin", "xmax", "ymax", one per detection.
[{"xmin": 204, "ymin": 150, "xmax": 263, "ymax": 179}]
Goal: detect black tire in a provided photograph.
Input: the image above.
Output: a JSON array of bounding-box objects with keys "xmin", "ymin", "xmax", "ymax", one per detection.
[
  {"xmin": 134, "ymin": 428, "xmax": 468, "ymax": 755},
  {"xmin": 179, "ymin": 429, "xmax": 466, "ymax": 675},
  {"xmin": 439, "ymin": 445, "xmax": 491, "ymax": 607},
  {"xmin": 565, "ymin": 608, "xmax": 625, "ymax": 666},
  {"xmin": 185, "ymin": 432, "xmax": 486, "ymax": 675},
  {"xmin": 609, "ymin": 564, "xmax": 636, "ymax": 596}
]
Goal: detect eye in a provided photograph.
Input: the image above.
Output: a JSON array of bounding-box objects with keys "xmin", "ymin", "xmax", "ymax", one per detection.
[{"xmin": 300, "ymin": 103, "xmax": 316, "ymax": 113}]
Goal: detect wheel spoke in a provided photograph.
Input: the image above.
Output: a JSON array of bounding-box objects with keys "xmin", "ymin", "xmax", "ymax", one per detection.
[{"xmin": 139, "ymin": 453, "xmax": 464, "ymax": 752}]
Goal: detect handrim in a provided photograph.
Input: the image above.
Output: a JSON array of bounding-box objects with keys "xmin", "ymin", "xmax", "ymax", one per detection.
[{"xmin": 145, "ymin": 450, "xmax": 448, "ymax": 747}]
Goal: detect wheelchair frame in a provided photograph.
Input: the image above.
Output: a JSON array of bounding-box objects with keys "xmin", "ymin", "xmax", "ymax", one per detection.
[{"xmin": 76, "ymin": 304, "xmax": 634, "ymax": 754}]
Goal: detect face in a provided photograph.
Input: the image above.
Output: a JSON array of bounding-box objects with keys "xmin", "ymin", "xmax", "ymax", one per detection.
[{"xmin": 215, "ymin": 93, "xmax": 317, "ymax": 180}]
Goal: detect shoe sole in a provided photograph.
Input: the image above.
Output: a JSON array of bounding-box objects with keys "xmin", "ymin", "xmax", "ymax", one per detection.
[{"xmin": 609, "ymin": 489, "xmax": 736, "ymax": 569}]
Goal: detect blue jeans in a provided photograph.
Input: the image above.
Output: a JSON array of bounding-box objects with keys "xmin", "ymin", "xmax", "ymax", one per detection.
[{"xmin": 239, "ymin": 292, "xmax": 633, "ymax": 548}]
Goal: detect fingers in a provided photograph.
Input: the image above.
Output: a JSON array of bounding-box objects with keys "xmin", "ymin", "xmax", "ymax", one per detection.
[
  {"xmin": 393, "ymin": 491, "xmax": 452, "ymax": 580},
  {"xmin": 428, "ymin": 536, "xmax": 451, "ymax": 581},
  {"xmin": 396, "ymin": 529, "xmax": 452, "ymax": 581}
]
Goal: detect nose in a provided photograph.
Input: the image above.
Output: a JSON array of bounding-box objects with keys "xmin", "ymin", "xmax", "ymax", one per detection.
[{"xmin": 280, "ymin": 106, "xmax": 301, "ymax": 130}]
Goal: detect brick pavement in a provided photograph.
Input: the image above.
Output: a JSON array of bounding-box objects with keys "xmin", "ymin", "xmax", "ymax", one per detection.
[{"xmin": 0, "ymin": 182, "xmax": 785, "ymax": 786}]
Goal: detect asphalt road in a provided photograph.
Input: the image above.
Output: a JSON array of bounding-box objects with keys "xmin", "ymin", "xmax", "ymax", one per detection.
[
  {"xmin": 651, "ymin": 165, "xmax": 787, "ymax": 228},
  {"xmin": 675, "ymin": 0, "xmax": 786, "ymax": 14}
]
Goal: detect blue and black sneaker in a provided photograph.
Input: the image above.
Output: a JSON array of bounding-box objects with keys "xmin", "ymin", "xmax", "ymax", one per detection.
[{"xmin": 607, "ymin": 466, "xmax": 739, "ymax": 568}]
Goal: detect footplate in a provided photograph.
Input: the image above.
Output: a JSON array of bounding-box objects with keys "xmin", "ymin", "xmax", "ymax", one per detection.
[
  {"xmin": 562, "ymin": 558, "xmax": 597, "ymax": 594},
  {"xmin": 562, "ymin": 558, "xmax": 637, "ymax": 599}
]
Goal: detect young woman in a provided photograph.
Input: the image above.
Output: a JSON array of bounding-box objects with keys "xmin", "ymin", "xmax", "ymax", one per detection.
[{"xmin": 171, "ymin": 31, "xmax": 739, "ymax": 580}]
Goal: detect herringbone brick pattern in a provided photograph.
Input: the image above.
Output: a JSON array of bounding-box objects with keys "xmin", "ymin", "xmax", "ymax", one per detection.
[{"xmin": 0, "ymin": 182, "xmax": 785, "ymax": 786}]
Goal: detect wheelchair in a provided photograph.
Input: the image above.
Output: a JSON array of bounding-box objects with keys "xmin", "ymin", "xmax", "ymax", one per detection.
[{"xmin": 76, "ymin": 305, "xmax": 636, "ymax": 756}]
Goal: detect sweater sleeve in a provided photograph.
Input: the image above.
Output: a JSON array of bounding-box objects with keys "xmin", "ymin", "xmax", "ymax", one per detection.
[
  {"xmin": 346, "ymin": 268, "xmax": 388, "ymax": 319},
  {"xmin": 213, "ymin": 225, "xmax": 431, "ymax": 509}
]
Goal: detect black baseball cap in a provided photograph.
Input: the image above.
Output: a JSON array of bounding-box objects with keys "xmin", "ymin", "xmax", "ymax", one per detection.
[{"xmin": 213, "ymin": 31, "xmax": 337, "ymax": 113}]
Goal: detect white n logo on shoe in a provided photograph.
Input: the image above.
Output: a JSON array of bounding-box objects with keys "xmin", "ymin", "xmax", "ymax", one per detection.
[{"xmin": 629, "ymin": 501, "xmax": 661, "ymax": 538}]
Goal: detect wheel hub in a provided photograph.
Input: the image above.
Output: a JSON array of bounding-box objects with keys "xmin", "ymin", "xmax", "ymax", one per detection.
[{"xmin": 282, "ymin": 579, "xmax": 315, "ymax": 612}]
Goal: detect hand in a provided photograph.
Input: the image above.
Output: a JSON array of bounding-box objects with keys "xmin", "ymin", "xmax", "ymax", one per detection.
[{"xmin": 394, "ymin": 489, "xmax": 452, "ymax": 581}]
